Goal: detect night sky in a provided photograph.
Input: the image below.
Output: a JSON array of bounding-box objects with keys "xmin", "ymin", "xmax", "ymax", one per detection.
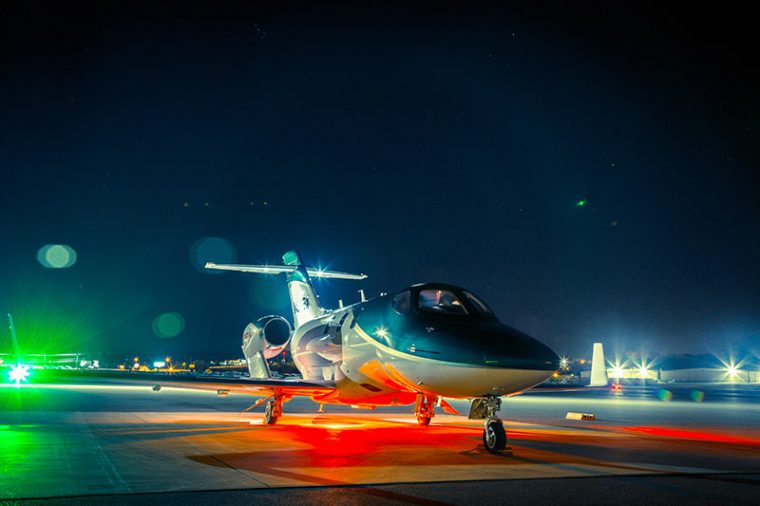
[{"xmin": 1, "ymin": 2, "xmax": 758, "ymax": 361}]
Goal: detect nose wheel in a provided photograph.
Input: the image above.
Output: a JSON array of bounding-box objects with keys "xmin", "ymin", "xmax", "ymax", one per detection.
[
  {"xmin": 483, "ymin": 419, "xmax": 507, "ymax": 453},
  {"xmin": 469, "ymin": 395, "xmax": 510, "ymax": 454}
]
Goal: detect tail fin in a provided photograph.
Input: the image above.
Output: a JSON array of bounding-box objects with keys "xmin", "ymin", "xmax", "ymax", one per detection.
[
  {"xmin": 204, "ymin": 250, "xmax": 367, "ymax": 328},
  {"xmin": 282, "ymin": 250, "xmax": 323, "ymax": 327}
]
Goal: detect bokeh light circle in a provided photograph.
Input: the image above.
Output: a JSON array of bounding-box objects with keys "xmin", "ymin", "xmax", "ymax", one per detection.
[
  {"xmin": 189, "ymin": 237, "xmax": 237, "ymax": 273},
  {"xmin": 152, "ymin": 312, "xmax": 185, "ymax": 338},
  {"xmin": 656, "ymin": 388, "xmax": 673, "ymax": 402},
  {"xmin": 37, "ymin": 244, "xmax": 77, "ymax": 269}
]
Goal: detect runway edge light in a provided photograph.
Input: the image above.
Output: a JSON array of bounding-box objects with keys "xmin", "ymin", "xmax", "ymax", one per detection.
[{"xmin": 8, "ymin": 363, "xmax": 31, "ymax": 385}]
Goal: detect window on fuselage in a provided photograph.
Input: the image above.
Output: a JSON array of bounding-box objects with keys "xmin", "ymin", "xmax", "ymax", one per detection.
[{"xmin": 417, "ymin": 289, "xmax": 468, "ymax": 315}]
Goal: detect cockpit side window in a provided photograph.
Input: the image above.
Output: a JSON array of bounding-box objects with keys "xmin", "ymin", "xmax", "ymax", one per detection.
[
  {"xmin": 417, "ymin": 289, "xmax": 468, "ymax": 315},
  {"xmin": 392, "ymin": 291, "xmax": 411, "ymax": 313},
  {"xmin": 463, "ymin": 291, "xmax": 495, "ymax": 316}
]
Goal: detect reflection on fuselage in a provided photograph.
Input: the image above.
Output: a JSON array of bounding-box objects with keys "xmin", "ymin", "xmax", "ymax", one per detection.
[{"xmin": 289, "ymin": 283, "xmax": 559, "ymax": 404}]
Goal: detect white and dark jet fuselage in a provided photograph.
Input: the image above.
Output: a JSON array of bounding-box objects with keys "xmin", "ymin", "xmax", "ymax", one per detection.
[{"xmin": 209, "ymin": 251, "xmax": 559, "ymax": 453}]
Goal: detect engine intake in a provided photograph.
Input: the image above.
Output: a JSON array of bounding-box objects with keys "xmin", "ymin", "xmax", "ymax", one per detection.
[
  {"xmin": 242, "ymin": 315, "xmax": 292, "ymax": 360},
  {"xmin": 260, "ymin": 316, "xmax": 291, "ymax": 347}
]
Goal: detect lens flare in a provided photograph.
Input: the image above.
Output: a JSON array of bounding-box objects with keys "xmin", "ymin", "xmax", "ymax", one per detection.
[
  {"xmin": 718, "ymin": 356, "xmax": 746, "ymax": 382},
  {"xmin": 250, "ymin": 276, "xmax": 290, "ymax": 310},
  {"xmin": 189, "ymin": 237, "xmax": 237, "ymax": 273},
  {"xmin": 609, "ymin": 360, "xmax": 625, "ymax": 379},
  {"xmin": 37, "ymin": 244, "xmax": 77, "ymax": 269},
  {"xmin": 8, "ymin": 363, "xmax": 30, "ymax": 385},
  {"xmin": 152, "ymin": 312, "xmax": 185, "ymax": 338}
]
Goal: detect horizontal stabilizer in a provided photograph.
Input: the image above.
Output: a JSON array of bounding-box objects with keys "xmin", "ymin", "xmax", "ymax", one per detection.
[{"xmin": 205, "ymin": 262, "xmax": 367, "ymax": 280}]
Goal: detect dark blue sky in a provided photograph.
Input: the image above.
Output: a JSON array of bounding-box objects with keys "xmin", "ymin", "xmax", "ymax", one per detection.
[{"xmin": 1, "ymin": 2, "xmax": 758, "ymax": 360}]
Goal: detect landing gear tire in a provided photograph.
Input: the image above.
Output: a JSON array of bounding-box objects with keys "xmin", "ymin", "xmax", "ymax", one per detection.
[
  {"xmin": 483, "ymin": 420, "xmax": 507, "ymax": 454},
  {"xmin": 416, "ymin": 414, "xmax": 432, "ymax": 426},
  {"xmin": 264, "ymin": 399, "xmax": 278, "ymax": 425}
]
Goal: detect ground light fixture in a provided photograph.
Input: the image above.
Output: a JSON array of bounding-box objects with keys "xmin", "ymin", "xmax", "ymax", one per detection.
[{"xmin": 8, "ymin": 363, "xmax": 31, "ymax": 386}]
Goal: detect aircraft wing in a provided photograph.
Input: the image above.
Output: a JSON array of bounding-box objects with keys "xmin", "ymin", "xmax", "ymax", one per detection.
[{"xmin": 32, "ymin": 368, "xmax": 337, "ymax": 400}]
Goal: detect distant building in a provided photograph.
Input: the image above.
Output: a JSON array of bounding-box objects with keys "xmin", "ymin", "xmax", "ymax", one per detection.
[{"xmin": 579, "ymin": 353, "xmax": 759, "ymax": 384}]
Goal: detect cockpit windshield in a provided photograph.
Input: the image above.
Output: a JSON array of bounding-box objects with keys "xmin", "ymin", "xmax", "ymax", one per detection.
[
  {"xmin": 417, "ymin": 289, "xmax": 468, "ymax": 315},
  {"xmin": 463, "ymin": 291, "xmax": 494, "ymax": 316}
]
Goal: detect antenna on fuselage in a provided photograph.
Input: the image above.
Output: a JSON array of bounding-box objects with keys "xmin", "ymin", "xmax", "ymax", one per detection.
[
  {"xmin": 338, "ymin": 299, "xmax": 344, "ymax": 308},
  {"xmin": 358, "ymin": 289, "xmax": 366, "ymax": 302}
]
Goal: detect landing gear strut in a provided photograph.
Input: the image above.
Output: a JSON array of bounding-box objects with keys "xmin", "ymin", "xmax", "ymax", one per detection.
[
  {"xmin": 469, "ymin": 396, "xmax": 508, "ymax": 454},
  {"xmin": 414, "ymin": 394, "xmax": 437, "ymax": 426},
  {"xmin": 264, "ymin": 394, "xmax": 283, "ymax": 425}
]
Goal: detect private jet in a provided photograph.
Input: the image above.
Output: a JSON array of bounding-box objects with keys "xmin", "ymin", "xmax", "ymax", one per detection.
[{"xmin": 197, "ymin": 250, "xmax": 559, "ymax": 453}]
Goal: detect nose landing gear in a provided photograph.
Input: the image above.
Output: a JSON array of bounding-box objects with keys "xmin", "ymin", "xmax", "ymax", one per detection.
[{"xmin": 469, "ymin": 396, "xmax": 509, "ymax": 454}]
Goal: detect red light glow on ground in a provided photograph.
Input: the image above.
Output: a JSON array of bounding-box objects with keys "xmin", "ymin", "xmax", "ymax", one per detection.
[{"xmin": 622, "ymin": 426, "xmax": 760, "ymax": 446}]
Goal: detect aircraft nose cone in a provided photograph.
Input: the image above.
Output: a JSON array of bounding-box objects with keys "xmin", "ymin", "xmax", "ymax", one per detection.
[
  {"xmin": 403, "ymin": 319, "xmax": 559, "ymax": 371},
  {"xmin": 482, "ymin": 324, "xmax": 560, "ymax": 371}
]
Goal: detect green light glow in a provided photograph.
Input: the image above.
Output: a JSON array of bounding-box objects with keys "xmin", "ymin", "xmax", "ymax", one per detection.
[
  {"xmin": 4, "ymin": 258, "xmax": 166, "ymax": 358},
  {"xmin": 2, "ymin": 310, "xmax": 88, "ymax": 355},
  {"xmin": 152, "ymin": 312, "xmax": 185, "ymax": 338},
  {"xmin": 576, "ymin": 200, "xmax": 587, "ymax": 207},
  {"xmin": 0, "ymin": 425, "xmax": 35, "ymax": 486},
  {"xmin": 656, "ymin": 388, "xmax": 673, "ymax": 402},
  {"xmin": 36, "ymin": 244, "xmax": 77, "ymax": 269},
  {"xmin": 690, "ymin": 390, "xmax": 705, "ymax": 402},
  {"xmin": 8, "ymin": 364, "xmax": 30, "ymax": 385}
]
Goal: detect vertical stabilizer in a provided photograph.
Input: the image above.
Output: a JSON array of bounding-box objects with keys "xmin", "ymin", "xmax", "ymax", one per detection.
[
  {"xmin": 589, "ymin": 342, "xmax": 609, "ymax": 387},
  {"xmin": 282, "ymin": 250, "xmax": 323, "ymax": 327}
]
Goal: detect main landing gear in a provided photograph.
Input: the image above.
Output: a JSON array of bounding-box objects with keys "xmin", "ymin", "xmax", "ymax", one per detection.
[
  {"xmin": 469, "ymin": 396, "xmax": 508, "ymax": 454},
  {"xmin": 241, "ymin": 392, "xmax": 288, "ymax": 425},
  {"xmin": 414, "ymin": 393, "xmax": 437, "ymax": 425},
  {"xmin": 264, "ymin": 394, "xmax": 284, "ymax": 424}
]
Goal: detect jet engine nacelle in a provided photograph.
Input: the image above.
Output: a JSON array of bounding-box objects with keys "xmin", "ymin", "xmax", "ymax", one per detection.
[{"xmin": 242, "ymin": 315, "xmax": 292, "ymax": 360}]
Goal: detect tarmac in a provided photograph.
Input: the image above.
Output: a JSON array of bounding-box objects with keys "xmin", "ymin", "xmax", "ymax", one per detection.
[{"xmin": 1, "ymin": 382, "xmax": 759, "ymax": 504}]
